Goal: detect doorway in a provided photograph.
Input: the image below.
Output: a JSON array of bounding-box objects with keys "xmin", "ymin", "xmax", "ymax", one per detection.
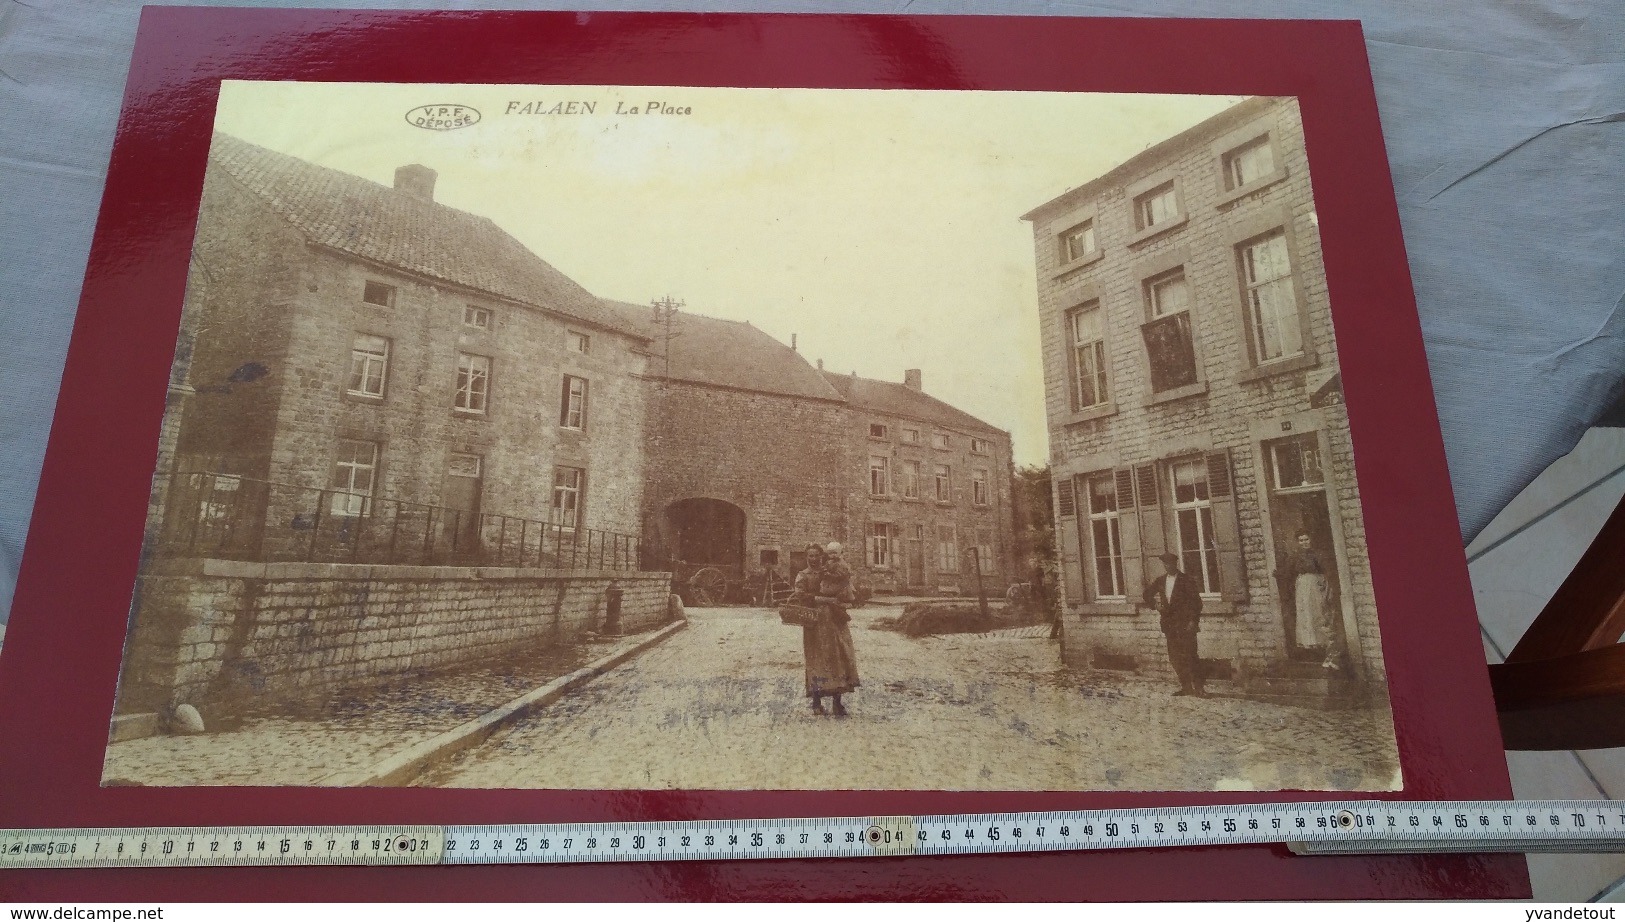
[
  {"xmin": 1263, "ymin": 434, "xmax": 1342, "ymax": 659},
  {"xmin": 663, "ymin": 498, "xmax": 746, "ymax": 570}
]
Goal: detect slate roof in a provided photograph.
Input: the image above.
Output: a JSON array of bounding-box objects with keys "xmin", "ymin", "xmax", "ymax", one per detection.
[
  {"xmin": 821, "ymin": 371, "xmax": 1003, "ymax": 436},
  {"xmin": 208, "ymin": 133, "xmax": 647, "ymax": 339},
  {"xmin": 601, "ymin": 301, "xmax": 843, "ymax": 402}
]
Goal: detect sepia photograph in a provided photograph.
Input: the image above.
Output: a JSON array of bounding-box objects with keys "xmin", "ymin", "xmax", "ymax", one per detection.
[{"xmin": 101, "ymin": 81, "xmax": 1400, "ymax": 791}]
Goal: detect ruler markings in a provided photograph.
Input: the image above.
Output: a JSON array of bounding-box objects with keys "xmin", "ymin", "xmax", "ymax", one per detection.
[{"xmin": 2, "ymin": 803, "xmax": 1621, "ymax": 868}]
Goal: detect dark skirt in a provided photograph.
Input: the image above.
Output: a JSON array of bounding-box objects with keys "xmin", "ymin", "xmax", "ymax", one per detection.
[{"xmin": 802, "ymin": 606, "xmax": 860, "ymax": 697}]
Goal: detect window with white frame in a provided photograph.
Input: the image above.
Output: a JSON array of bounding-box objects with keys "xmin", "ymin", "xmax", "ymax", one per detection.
[
  {"xmin": 1239, "ymin": 231, "xmax": 1302, "ymax": 363},
  {"xmin": 1085, "ymin": 473, "xmax": 1125, "ymax": 599},
  {"xmin": 974, "ymin": 528, "xmax": 996, "ymax": 575},
  {"xmin": 455, "ymin": 353, "xmax": 490, "ymax": 414},
  {"xmin": 901, "ymin": 427, "xmax": 920, "ymax": 445},
  {"xmin": 934, "ymin": 464, "xmax": 952, "ymax": 502},
  {"xmin": 464, "ymin": 305, "xmax": 492, "ymax": 330},
  {"xmin": 869, "ymin": 455, "xmax": 891, "ymax": 496},
  {"xmin": 1060, "ymin": 220, "xmax": 1097, "ymax": 263},
  {"xmin": 329, "ymin": 438, "xmax": 378, "ymax": 516},
  {"xmin": 936, "ymin": 524, "xmax": 958, "ymax": 573},
  {"xmin": 1142, "ymin": 268, "xmax": 1200, "ymax": 393},
  {"xmin": 560, "ymin": 374, "xmax": 588, "ymax": 429},
  {"xmin": 1224, "ymin": 136, "xmax": 1276, "ymax": 189},
  {"xmin": 932, "ymin": 432, "xmax": 950, "ymax": 450},
  {"xmin": 1135, "ymin": 181, "xmax": 1180, "ymax": 231},
  {"xmin": 1066, "ymin": 303, "xmax": 1109, "ymax": 410},
  {"xmin": 362, "ymin": 281, "xmax": 395, "ymax": 307},
  {"xmin": 970, "ymin": 437, "xmax": 991, "ymax": 454},
  {"xmin": 1170, "ymin": 457, "xmax": 1221, "ymax": 596},
  {"xmin": 551, "ymin": 466, "xmax": 584, "ymax": 529},
  {"xmin": 567, "ymin": 331, "xmax": 590, "ymax": 354},
  {"xmin": 901, "ymin": 460, "xmax": 922, "ymax": 499},
  {"xmin": 869, "ymin": 523, "xmax": 895, "ymax": 568},
  {"xmin": 1270, "ymin": 434, "xmax": 1325, "ymax": 493},
  {"xmin": 347, "ymin": 334, "xmax": 389, "ymax": 398},
  {"xmin": 972, "ymin": 469, "xmax": 990, "ymax": 506}
]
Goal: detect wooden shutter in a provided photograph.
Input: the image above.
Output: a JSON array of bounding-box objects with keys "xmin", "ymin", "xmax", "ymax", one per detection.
[
  {"xmin": 1133, "ymin": 463, "xmax": 1166, "ymax": 577},
  {"xmin": 1207, "ymin": 449, "xmax": 1247, "ymax": 601},
  {"xmin": 1115, "ymin": 469, "xmax": 1143, "ymax": 597},
  {"xmin": 1056, "ymin": 476, "xmax": 1084, "ymax": 606}
]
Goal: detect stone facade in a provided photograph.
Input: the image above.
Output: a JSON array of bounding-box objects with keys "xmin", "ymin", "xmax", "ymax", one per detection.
[
  {"xmin": 118, "ymin": 561, "xmax": 673, "ymax": 715},
  {"xmin": 835, "ymin": 375, "xmax": 1017, "ymax": 594},
  {"xmin": 1023, "ymin": 97, "xmax": 1386, "ymax": 698},
  {"xmin": 171, "ymin": 165, "xmax": 649, "ymax": 545}
]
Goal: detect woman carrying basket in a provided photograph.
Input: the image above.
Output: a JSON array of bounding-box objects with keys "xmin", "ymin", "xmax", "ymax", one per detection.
[{"xmin": 790, "ymin": 542, "xmax": 861, "ymax": 716}]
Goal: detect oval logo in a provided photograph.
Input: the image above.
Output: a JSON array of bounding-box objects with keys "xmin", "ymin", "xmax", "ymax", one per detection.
[{"xmin": 405, "ymin": 104, "xmax": 481, "ymax": 131}]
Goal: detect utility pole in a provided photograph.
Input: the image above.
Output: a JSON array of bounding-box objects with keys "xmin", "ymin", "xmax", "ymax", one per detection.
[{"xmin": 650, "ymin": 296, "xmax": 685, "ymax": 378}]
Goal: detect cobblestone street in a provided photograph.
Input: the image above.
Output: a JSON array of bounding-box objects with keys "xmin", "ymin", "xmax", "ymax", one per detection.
[{"xmin": 423, "ymin": 605, "xmax": 1401, "ymax": 791}]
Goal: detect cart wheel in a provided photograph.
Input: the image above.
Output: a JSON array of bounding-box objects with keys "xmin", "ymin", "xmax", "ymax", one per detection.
[{"xmin": 690, "ymin": 567, "xmax": 726, "ymax": 606}]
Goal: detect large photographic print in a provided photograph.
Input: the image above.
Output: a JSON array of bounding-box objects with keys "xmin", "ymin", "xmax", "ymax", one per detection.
[{"xmin": 102, "ymin": 82, "xmax": 1400, "ymax": 790}]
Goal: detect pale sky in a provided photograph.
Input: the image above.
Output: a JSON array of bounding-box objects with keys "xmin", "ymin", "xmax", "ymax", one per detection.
[{"xmin": 214, "ymin": 82, "xmax": 1244, "ymax": 466}]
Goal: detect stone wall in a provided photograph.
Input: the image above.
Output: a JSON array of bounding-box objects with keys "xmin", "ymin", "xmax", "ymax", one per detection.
[
  {"xmin": 841, "ymin": 408, "xmax": 1018, "ymax": 595},
  {"xmin": 113, "ymin": 560, "xmax": 675, "ymax": 718},
  {"xmin": 1025, "ymin": 97, "xmax": 1387, "ymax": 691},
  {"xmin": 641, "ymin": 379, "xmax": 850, "ymax": 570}
]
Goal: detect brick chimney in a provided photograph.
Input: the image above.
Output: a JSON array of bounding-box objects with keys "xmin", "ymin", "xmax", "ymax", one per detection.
[
  {"xmin": 904, "ymin": 368, "xmax": 922, "ymax": 391},
  {"xmin": 394, "ymin": 164, "xmax": 437, "ymax": 201}
]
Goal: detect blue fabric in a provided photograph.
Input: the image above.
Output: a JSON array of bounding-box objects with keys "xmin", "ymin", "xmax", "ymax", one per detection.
[{"xmin": 2, "ymin": 0, "xmax": 1622, "ymax": 622}]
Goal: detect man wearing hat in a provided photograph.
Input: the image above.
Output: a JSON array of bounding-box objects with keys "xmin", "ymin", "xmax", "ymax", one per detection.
[{"xmin": 1142, "ymin": 552, "xmax": 1205, "ymax": 697}]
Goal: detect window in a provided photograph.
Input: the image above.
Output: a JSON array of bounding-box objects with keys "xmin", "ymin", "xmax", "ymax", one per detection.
[
  {"xmin": 972, "ymin": 469, "xmax": 990, "ymax": 506},
  {"xmin": 1066, "ymin": 303, "xmax": 1109, "ymax": 410},
  {"xmin": 362, "ymin": 281, "xmax": 395, "ymax": 307},
  {"xmin": 1240, "ymin": 232, "xmax": 1302, "ymax": 363},
  {"xmin": 455, "ymin": 353, "xmax": 490, "ymax": 414},
  {"xmin": 974, "ymin": 528, "xmax": 996, "ymax": 575},
  {"xmin": 568, "ymin": 331, "xmax": 590, "ymax": 353},
  {"xmin": 936, "ymin": 525, "xmax": 958, "ymax": 573},
  {"xmin": 970, "ymin": 437, "xmax": 991, "ymax": 454},
  {"xmin": 1085, "ymin": 474, "xmax": 1125, "ymax": 599},
  {"xmin": 932, "ymin": 432, "xmax": 951, "ymax": 450},
  {"xmin": 934, "ymin": 464, "xmax": 952, "ymax": 502},
  {"xmin": 1270, "ymin": 435, "xmax": 1324, "ymax": 492},
  {"xmin": 869, "ymin": 455, "xmax": 891, "ymax": 496},
  {"xmin": 901, "ymin": 460, "xmax": 922, "ymax": 499},
  {"xmin": 1225, "ymin": 136, "xmax": 1276, "ymax": 189},
  {"xmin": 1060, "ymin": 220, "xmax": 1096, "ymax": 263},
  {"xmin": 760, "ymin": 549, "xmax": 780, "ymax": 567},
  {"xmin": 560, "ymin": 375, "xmax": 588, "ymax": 430},
  {"xmin": 330, "ymin": 439, "xmax": 378, "ymax": 516},
  {"xmin": 869, "ymin": 523, "xmax": 895, "ymax": 568},
  {"xmin": 901, "ymin": 427, "xmax": 920, "ymax": 444},
  {"xmin": 1135, "ymin": 181, "xmax": 1180, "ymax": 231},
  {"xmin": 446, "ymin": 452, "xmax": 482, "ymax": 478},
  {"xmin": 1142, "ymin": 269, "xmax": 1200, "ymax": 393},
  {"xmin": 347, "ymin": 334, "xmax": 389, "ymax": 398},
  {"xmin": 551, "ymin": 466, "xmax": 584, "ymax": 528},
  {"xmin": 464, "ymin": 305, "xmax": 492, "ymax": 330},
  {"xmin": 1170, "ymin": 457, "xmax": 1221, "ymax": 596},
  {"xmin": 869, "ymin": 423, "xmax": 888, "ymax": 439}
]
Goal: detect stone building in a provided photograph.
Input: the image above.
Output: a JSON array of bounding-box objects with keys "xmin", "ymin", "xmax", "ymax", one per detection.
[
  {"xmin": 1022, "ymin": 97, "xmax": 1385, "ymax": 702},
  {"xmin": 169, "ymin": 135, "xmax": 652, "ymax": 555},
  {"xmin": 821, "ymin": 370, "xmax": 1016, "ymax": 595},
  {"xmin": 606, "ymin": 303, "xmax": 1017, "ymax": 595}
]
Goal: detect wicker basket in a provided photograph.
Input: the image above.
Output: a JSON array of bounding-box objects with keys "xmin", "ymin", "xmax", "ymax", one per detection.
[{"xmin": 778, "ymin": 604, "xmax": 817, "ymax": 626}]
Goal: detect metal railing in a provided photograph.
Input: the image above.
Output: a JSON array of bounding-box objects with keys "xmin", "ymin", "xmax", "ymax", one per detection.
[{"xmin": 155, "ymin": 471, "xmax": 643, "ymax": 571}]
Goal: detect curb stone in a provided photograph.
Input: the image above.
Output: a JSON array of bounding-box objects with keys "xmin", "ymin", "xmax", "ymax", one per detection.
[{"xmin": 323, "ymin": 619, "xmax": 688, "ymax": 786}]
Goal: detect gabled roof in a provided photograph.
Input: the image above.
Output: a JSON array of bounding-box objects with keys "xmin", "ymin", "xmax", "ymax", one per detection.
[
  {"xmin": 601, "ymin": 301, "xmax": 844, "ymax": 402},
  {"xmin": 207, "ymin": 133, "xmax": 647, "ymax": 339},
  {"xmin": 821, "ymin": 371, "xmax": 1003, "ymax": 436}
]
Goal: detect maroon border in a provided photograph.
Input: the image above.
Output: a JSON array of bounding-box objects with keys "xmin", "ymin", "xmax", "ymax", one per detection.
[{"xmin": 0, "ymin": 9, "xmax": 1525, "ymax": 900}]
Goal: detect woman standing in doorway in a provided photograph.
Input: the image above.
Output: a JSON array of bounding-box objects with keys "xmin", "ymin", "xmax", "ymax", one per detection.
[{"xmin": 1285, "ymin": 531, "xmax": 1332, "ymax": 655}]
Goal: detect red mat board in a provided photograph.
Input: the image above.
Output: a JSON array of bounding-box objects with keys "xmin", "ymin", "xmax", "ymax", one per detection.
[{"xmin": 0, "ymin": 9, "xmax": 1524, "ymax": 900}]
